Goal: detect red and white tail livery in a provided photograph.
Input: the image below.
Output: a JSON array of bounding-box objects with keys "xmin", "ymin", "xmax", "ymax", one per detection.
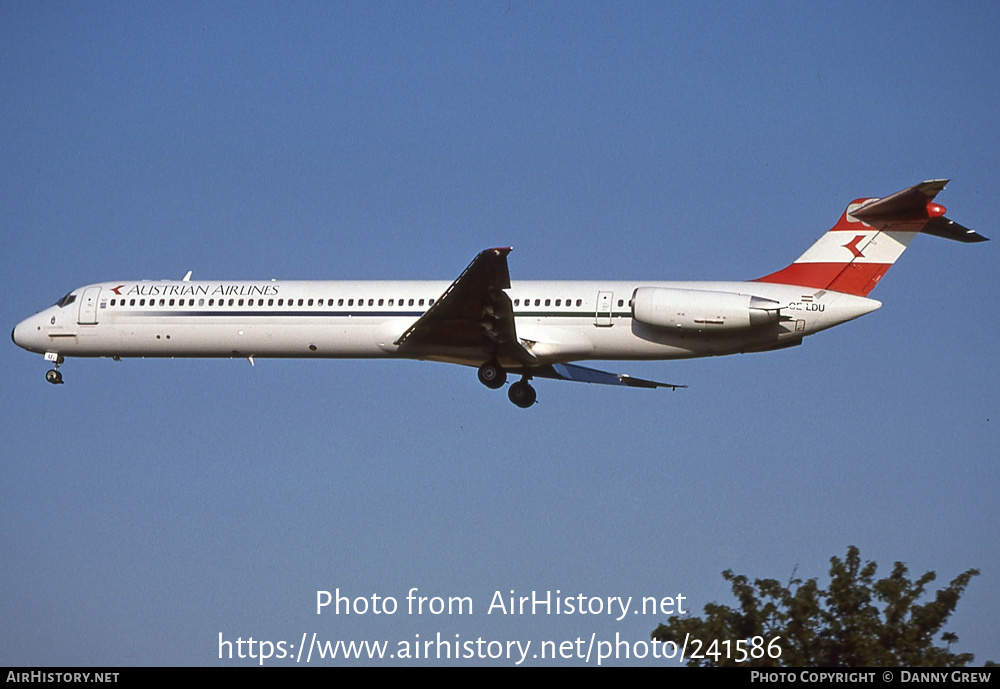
[
  {"xmin": 13, "ymin": 180, "xmax": 987, "ymax": 407},
  {"xmin": 756, "ymin": 179, "xmax": 985, "ymax": 296}
]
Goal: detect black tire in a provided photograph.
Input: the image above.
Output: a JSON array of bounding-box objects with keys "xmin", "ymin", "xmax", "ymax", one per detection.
[
  {"xmin": 45, "ymin": 369, "xmax": 63, "ymax": 385},
  {"xmin": 477, "ymin": 362, "xmax": 507, "ymax": 389},
  {"xmin": 508, "ymin": 381, "xmax": 536, "ymax": 408}
]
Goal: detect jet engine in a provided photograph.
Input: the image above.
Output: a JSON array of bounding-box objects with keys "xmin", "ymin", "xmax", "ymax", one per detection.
[{"xmin": 631, "ymin": 287, "xmax": 783, "ymax": 331}]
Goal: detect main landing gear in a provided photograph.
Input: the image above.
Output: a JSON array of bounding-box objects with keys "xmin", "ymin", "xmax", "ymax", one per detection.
[
  {"xmin": 507, "ymin": 379, "xmax": 536, "ymax": 408},
  {"xmin": 477, "ymin": 361, "xmax": 536, "ymax": 408},
  {"xmin": 477, "ymin": 361, "xmax": 506, "ymax": 389}
]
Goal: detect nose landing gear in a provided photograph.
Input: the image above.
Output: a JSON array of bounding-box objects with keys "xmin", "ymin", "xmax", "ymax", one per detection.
[{"xmin": 44, "ymin": 352, "xmax": 64, "ymax": 385}]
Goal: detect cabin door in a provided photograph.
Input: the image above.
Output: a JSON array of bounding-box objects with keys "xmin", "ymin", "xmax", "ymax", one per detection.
[
  {"xmin": 595, "ymin": 291, "xmax": 613, "ymax": 327},
  {"xmin": 78, "ymin": 287, "xmax": 101, "ymax": 325}
]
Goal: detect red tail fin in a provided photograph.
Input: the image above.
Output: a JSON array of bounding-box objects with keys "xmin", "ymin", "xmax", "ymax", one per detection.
[{"xmin": 755, "ymin": 180, "xmax": 986, "ymax": 296}]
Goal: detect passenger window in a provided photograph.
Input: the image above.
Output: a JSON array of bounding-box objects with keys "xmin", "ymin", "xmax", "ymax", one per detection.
[
  {"xmin": 378, "ymin": 298, "xmax": 384, "ymax": 306},
  {"xmin": 419, "ymin": 299, "xmax": 425, "ymax": 306},
  {"xmin": 408, "ymin": 299, "xmax": 414, "ymax": 306},
  {"xmin": 338, "ymin": 298, "xmax": 344, "ymax": 306}
]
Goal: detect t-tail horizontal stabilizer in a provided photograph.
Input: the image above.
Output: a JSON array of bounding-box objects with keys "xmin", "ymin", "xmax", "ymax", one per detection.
[
  {"xmin": 533, "ymin": 362, "xmax": 686, "ymax": 390},
  {"xmin": 756, "ymin": 180, "xmax": 988, "ymax": 297},
  {"xmin": 850, "ymin": 179, "xmax": 988, "ymax": 243}
]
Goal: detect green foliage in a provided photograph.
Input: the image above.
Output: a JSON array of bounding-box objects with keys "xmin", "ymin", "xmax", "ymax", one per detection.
[{"xmin": 651, "ymin": 546, "xmax": 983, "ymax": 667}]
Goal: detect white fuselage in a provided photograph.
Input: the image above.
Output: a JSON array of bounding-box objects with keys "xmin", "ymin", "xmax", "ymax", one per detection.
[{"xmin": 12, "ymin": 278, "xmax": 880, "ymax": 367}]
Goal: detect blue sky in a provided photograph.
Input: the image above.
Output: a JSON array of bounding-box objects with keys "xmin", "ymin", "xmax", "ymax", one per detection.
[{"xmin": 2, "ymin": 2, "xmax": 997, "ymax": 666}]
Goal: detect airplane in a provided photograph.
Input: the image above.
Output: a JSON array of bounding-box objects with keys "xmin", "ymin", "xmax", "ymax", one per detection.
[{"xmin": 12, "ymin": 180, "xmax": 987, "ymax": 408}]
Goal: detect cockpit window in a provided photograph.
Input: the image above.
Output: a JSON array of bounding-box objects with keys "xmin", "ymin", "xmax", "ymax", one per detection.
[{"xmin": 54, "ymin": 292, "xmax": 77, "ymax": 308}]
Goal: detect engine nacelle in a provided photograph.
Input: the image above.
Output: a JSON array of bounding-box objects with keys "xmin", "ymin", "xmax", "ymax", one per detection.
[{"xmin": 631, "ymin": 287, "xmax": 783, "ymax": 331}]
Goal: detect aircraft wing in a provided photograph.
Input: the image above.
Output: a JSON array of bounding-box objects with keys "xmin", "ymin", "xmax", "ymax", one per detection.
[
  {"xmin": 394, "ymin": 247, "xmax": 534, "ymax": 363},
  {"xmin": 530, "ymin": 362, "xmax": 686, "ymax": 390}
]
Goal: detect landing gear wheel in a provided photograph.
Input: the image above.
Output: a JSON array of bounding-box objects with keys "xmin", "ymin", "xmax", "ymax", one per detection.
[
  {"xmin": 45, "ymin": 369, "xmax": 63, "ymax": 385},
  {"xmin": 477, "ymin": 362, "xmax": 507, "ymax": 389},
  {"xmin": 508, "ymin": 380, "xmax": 536, "ymax": 408}
]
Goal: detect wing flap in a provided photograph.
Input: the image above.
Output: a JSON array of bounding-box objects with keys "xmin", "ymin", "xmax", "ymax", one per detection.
[{"xmin": 531, "ymin": 362, "xmax": 686, "ymax": 390}]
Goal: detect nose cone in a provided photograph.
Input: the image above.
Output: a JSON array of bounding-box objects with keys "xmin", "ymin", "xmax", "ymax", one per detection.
[{"xmin": 12, "ymin": 313, "xmax": 46, "ymax": 353}]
